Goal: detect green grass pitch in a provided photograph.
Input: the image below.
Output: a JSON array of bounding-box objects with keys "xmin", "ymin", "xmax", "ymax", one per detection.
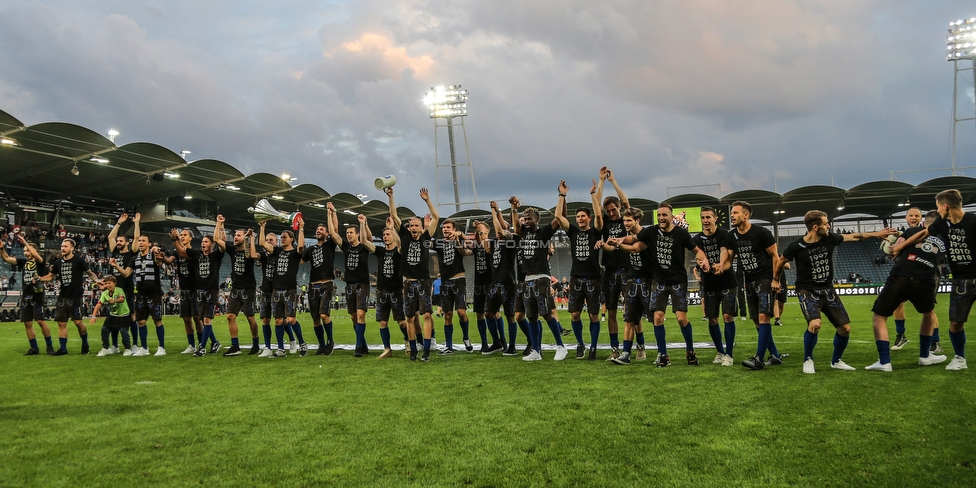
[{"xmin": 1, "ymin": 295, "xmax": 975, "ymax": 487}]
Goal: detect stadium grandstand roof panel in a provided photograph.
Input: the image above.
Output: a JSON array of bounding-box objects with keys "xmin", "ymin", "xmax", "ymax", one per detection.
[
  {"xmin": 910, "ymin": 176, "xmax": 976, "ymax": 207},
  {"xmin": 0, "ymin": 108, "xmax": 25, "ymax": 133},
  {"xmin": 661, "ymin": 193, "xmax": 721, "ymax": 208},
  {"xmin": 627, "ymin": 197, "xmax": 660, "ymax": 213},
  {"xmin": 844, "ymin": 180, "xmax": 914, "ymax": 217}
]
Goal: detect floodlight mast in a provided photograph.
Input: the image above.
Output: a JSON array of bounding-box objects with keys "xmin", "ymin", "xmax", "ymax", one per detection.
[
  {"xmin": 424, "ymin": 85, "xmax": 479, "ymax": 213},
  {"xmin": 947, "ymin": 17, "xmax": 976, "ymax": 175}
]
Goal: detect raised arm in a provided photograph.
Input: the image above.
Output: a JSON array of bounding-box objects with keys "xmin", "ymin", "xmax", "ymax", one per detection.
[
  {"xmin": 590, "ymin": 179, "xmax": 604, "ymax": 230},
  {"xmin": 108, "ymin": 213, "xmax": 127, "ymax": 253},
  {"xmin": 359, "ymin": 215, "xmax": 376, "ymax": 253},
  {"xmin": 490, "ymin": 201, "xmax": 513, "ymax": 240},
  {"xmin": 170, "ymin": 229, "xmax": 188, "ymax": 258},
  {"xmin": 213, "ymin": 214, "xmax": 227, "ymax": 252},
  {"xmin": 131, "ymin": 213, "xmax": 142, "ymax": 253},
  {"xmin": 605, "ymin": 168, "xmax": 630, "ymax": 209},
  {"xmin": 326, "ymin": 203, "xmax": 343, "ymax": 246},
  {"xmin": 385, "ymin": 187, "xmax": 401, "ymax": 231},
  {"xmin": 841, "ymin": 227, "xmax": 897, "ymax": 242},
  {"xmin": 420, "ymin": 188, "xmax": 439, "ymax": 236},
  {"xmin": 509, "ymin": 196, "xmax": 521, "ymax": 234},
  {"xmin": 258, "ymin": 221, "xmax": 274, "ymax": 253},
  {"xmin": 554, "ymin": 181, "xmax": 570, "ymax": 231},
  {"xmin": 246, "ymin": 229, "xmax": 259, "ymax": 259},
  {"xmin": 295, "ymin": 218, "xmax": 306, "ymax": 253},
  {"xmin": 0, "ymin": 243, "xmax": 15, "ymax": 265},
  {"xmin": 385, "ymin": 217, "xmax": 401, "ymax": 252}
]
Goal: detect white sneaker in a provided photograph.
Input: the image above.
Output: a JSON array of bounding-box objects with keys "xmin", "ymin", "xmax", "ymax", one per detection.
[
  {"xmin": 713, "ymin": 353, "xmax": 725, "ymax": 364},
  {"xmin": 553, "ymin": 345, "xmax": 568, "ymax": 361},
  {"xmin": 431, "ymin": 339, "xmax": 439, "ymax": 351},
  {"xmin": 109, "ymin": 345, "xmax": 120, "ymax": 354},
  {"xmin": 97, "ymin": 348, "xmax": 112, "ymax": 357},
  {"xmin": 258, "ymin": 348, "xmax": 273, "ymax": 358},
  {"xmin": 721, "ymin": 354, "xmax": 734, "ymax": 367},
  {"xmin": 133, "ymin": 347, "xmax": 151, "ymax": 357},
  {"xmin": 123, "ymin": 348, "xmax": 134, "ymax": 356},
  {"xmin": 919, "ymin": 354, "xmax": 947, "ymax": 366},
  {"xmin": 181, "ymin": 344, "xmax": 197, "ymax": 355},
  {"xmin": 522, "ymin": 350, "xmax": 542, "ymax": 361},
  {"xmin": 802, "ymin": 358, "xmax": 816, "ymax": 374},
  {"xmin": 830, "ymin": 360, "xmax": 856, "ymax": 371},
  {"xmin": 154, "ymin": 347, "xmax": 166, "ymax": 357},
  {"xmin": 289, "ymin": 340, "xmax": 298, "ymax": 354},
  {"xmin": 946, "ymin": 355, "xmax": 968, "ymax": 371},
  {"xmin": 865, "ymin": 360, "xmax": 893, "ymax": 372}
]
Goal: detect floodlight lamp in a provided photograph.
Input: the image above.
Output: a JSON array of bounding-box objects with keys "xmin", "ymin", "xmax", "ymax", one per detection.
[
  {"xmin": 184, "ymin": 194, "xmax": 192, "ymax": 200},
  {"xmin": 1, "ymin": 138, "xmax": 16, "ymax": 145},
  {"xmin": 163, "ymin": 172, "xmax": 180, "ymax": 179},
  {"xmin": 70, "ymin": 164, "xmax": 80, "ymax": 176},
  {"xmin": 107, "ymin": 129, "xmax": 119, "ymax": 142},
  {"xmin": 180, "ymin": 150, "xmax": 191, "ymax": 160},
  {"xmin": 271, "ymin": 195, "xmax": 284, "ymax": 200},
  {"xmin": 90, "ymin": 156, "xmax": 109, "ymax": 163},
  {"xmin": 837, "ymin": 206, "xmax": 845, "ymax": 211}
]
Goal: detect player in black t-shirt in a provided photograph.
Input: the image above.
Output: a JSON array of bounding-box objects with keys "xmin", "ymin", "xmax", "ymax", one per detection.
[
  {"xmin": 1, "ymin": 233, "xmax": 53, "ymax": 355},
  {"xmin": 131, "ymin": 217, "xmax": 168, "ymax": 357},
  {"xmin": 603, "ymin": 208, "xmax": 654, "ymax": 366},
  {"xmin": 260, "ymin": 217, "xmax": 307, "ymax": 358},
  {"xmin": 890, "ymin": 207, "xmax": 924, "ymax": 350},
  {"xmin": 774, "ymin": 210, "xmax": 895, "ymax": 374},
  {"xmin": 330, "ymin": 213, "xmax": 376, "ymax": 357},
  {"xmin": 554, "ymin": 179, "xmax": 604, "ymax": 360},
  {"xmin": 487, "ymin": 201, "xmax": 519, "ymax": 355},
  {"xmin": 108, "ymin": 213, "xmax": 139, "ymax": 354},
  {"xmin": 434, "ymin": 219, "xmax": 473, "ymax": 354},
  {"xmin": 39, "ymin": 238, "xmax": 102, "ymax": 355},
  {"xmin": 302, "ymin": 210, "xmax": 341, "ymax": 356},
  {"xmin": 867, "ymin": 211, "xmax": 948, "ymax": 371},
  {"xmin": 216, "ymin": 220, "xmax": 260, "ymax": 356},
  {"xmin": 162, "ymin": 229, "xmax": 203, "ymax": 354},
  {"xmin": 374, "ymin": 217, "xmax": 408, "ymax": 359},
  {"xmin": 173, "ymin": 219, "xmax": 227, "ymax": 357},
  {"xmin": 693, "ymin": 207, "xmax": 738, "ymax": 367},
  {"xmin": 387, "ymin": 186, "xmax": 440, "ymax": 362},
  {"xmin": 471, "ymin": 219, "xmax": 504, "ymax": 354},
  {"xmin": 596, "ymin": 166, "xmax": 631, "ymax": 358}
]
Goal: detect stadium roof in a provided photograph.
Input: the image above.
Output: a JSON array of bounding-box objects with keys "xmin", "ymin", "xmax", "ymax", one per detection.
[{"xmin": 1, "ymin": 107, "xmax": 973, "ymax": 236}]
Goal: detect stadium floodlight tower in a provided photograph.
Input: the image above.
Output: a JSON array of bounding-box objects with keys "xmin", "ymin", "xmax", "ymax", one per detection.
[
  {"xmin": 947, "ymin": 17, "xmax": 976, "ymax": 175},
  {"xmin": 423, "ymin": 84, "xmax": 479, "ymax": 213}
]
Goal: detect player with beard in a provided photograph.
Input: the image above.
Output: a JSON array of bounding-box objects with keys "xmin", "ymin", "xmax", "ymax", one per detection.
[
  {"xmin": 39, "ymin": 238, "xmax": 101, "ymax": 355},
  {"xmin": 130, "ymin": 215, "xmax": 167, "ymax": 356},
  {"xmin": 164, "ymin": 229, "xmax": 203, "ymax": 354},
  {"xmin": 471, "ymin": 219, "xmax": 505, "ymax": 354},
  {"xmin": 374, "ymin": 217, "xmax": 410, "ymax": 359},
  {"xmin": 615, "ymin": 204, "xmax": 709, "ymax": 367},
  {"xmin": 867, "ymin": 210, "xmax": 947, "ymax": 371},
  {"xmin": 604, "ymin": 208, "xmax": 654, "ymax": 365},
  {"xmin": 774, "ymin": 210, "xmax": 895, "ymax": 374},
  {"xmin": 172, "ymin": 217, "xmax": 226, "ymax": 357},
  {"xmin": 107, "ymin": 213, "xmax": 138, "ymax": 353},
  {"xmin": 554, "ymin": 180, "xmax": 604, "ymax": 360},
  {"xmin": 329, "ymin": 212, "xmax": 375, "ymax": 357},
  {"xmin": 487, "ymin": 202, "xmax": 519, "ymax": 355},
  {"xmin": 720, "ymin": 201, "xmax": 785, "ymax": 370},
  {"xmin": 511, "ymin": 193, "xmax": 565, "ymax": 362},
  {"xmin": 260, "ymin": 218, "xmax": 307, "ymax": 358},
  {"xmin": 217, "ymin": 223, "xmax": 260, "ymax": 356},
  {"xmin": 434, "ymin": 219, "xmax": 473, "ymax": 354},
  {"xmin": 596, "ymin": 166, "xmax": 630, "ymax": 359},
  {"xmin": 302, "ymin": 211, "xmax": 340, "ymax": 356},
  {"xmin": 1, "ymin": 233, "xmax": 54, "ymax": 355},
  {"xmin": 890, "ymin": 207, "xmax": 924, "ymax": 351},
  {"xmin": 386, "ymin": 187, "xmax": 439, "ymax": 362},
  {"xmin": 693, "ymin": 207, "xmax": 738, "ymax": 367},
  {"xmin": 256, "ymin": 227, "xmax": 279, "ymax": 357}
]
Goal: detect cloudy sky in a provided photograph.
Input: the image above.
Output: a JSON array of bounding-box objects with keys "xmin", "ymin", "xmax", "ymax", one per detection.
[{"xmin": 1, "ymin": 0, "xmax": 974, "ymax": 212}]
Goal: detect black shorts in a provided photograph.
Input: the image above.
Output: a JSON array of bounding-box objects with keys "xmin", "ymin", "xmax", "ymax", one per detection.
[
  {"xmin": 948, "ymin": 278, "xmax": 976, "ymax": 323},
  {"xmin": 568, "ymin": 276, "xmax": 601, "ymax": 316},
  {"xmin": 259, "ymin": 290, "xmax": 273, "ymax": 321},
  {"xmin": 135, "ymin": 293, "xmax": 164, "ymax": 322},
  {"xmin": 797, "ymin": 288, "xmax": 851, "ymax": 327},
  {"xmin": 514, "ymin": 281, "xmax": 525, "ymax": 314},
  {"xmin": 195, "ymin": 289, "xmax": 219, "ymax": 320},
  {"xmin": 20, "ymin": 292, "xmax": 46, "ymax": 322},
  {"xmin": 227, "ymin": 288, "xmax": 256, "ymax": 317},
  {"xmin": 179, "ymin": 289, "xmax": 197, "ymax": 318},
  {"xmin": 872, "ymin": 275, "xmax": 937, "ymax": 317},
  {"xmin": 520, "ymin": 277, "xmax": 553, "ymax": 320},
  {"xmin": 745, "ymin": 279, "xmax": 773, "ymax": 322},
  {"xmin": 55, "ymin": 296, "xmax": 83, "ymax": 322},
  {"xmin": 702, "ymin": 287, "xmax": 739, "ymax": 319},
  {"xmin": 403, "ymin": 279, "xmax": 433, "ymax": 317},
  {"xmin": 650, "ymin": 280, "xmax": 689, "ymax": 313},
  {"xmin": 603, "ymin": 267, "xmax": 627, "ymax": 311},
  {"xmin": 623, "ymin": 278, "xmax": 653, "ymax": 324},
  {"xmin": 774, "ymin": 287, "xmax": 788, "ymax": 303},
  {"xmin": 308, "ymin": 282, "xmax": 335, "ymax": 318},
  {"xmin": 376, "ymin": 289, "xmax": 406, "ymax": 323},
  {"xmin": 346, "ymin": 282, "xmax": 370, "ymax": 314},
  {"xmin": 272, "ymin": 289, "xmax": 298, "ymax": 319},
  {"xmin": 486, "ymin": 282, "xmax": 516, "ymax": 318},
  {"xmin": 441, "ymin": 277, "xmax": 467, "ymax": 311},
  {"xmin": 473, "ymin": 283, "xmax": 491, "ymax": 315},
  {"xmin": 122, "ymin": 285, "xmax": 135, "ymax": 317}
]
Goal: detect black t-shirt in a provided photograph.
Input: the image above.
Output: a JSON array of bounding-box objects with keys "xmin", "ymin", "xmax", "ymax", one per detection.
[
  {"xmin": 891, "ymin": 226, "xmax": 945, "ymax": 284},
  {"xmin": 226, "ymin": 246, "xmax": 256, "ymax": 290},
  {"xmin": 50, "ymin": 254, "xmax": 89, "ymax": 298},
  {"xmin": 16, "ymin": 257, "xmax": 45, "ymax": 295},
  {"xmin": 435, "ymin": 238, "xmax": 466, "ymax": 278},
  {"xmin": 259, "ymin": 249, "xmax": 277, "ymax": 293},
  {"xmin": 473, "ymin": 245, "xmax": 493, "ymax": 286},
  {"xmin": 132, "ymin": 251, "xmax": 163, "ymax": 295},
  {"xmin": 724, "ymin": 225, "xmax": 777, "ymax": 283},
  {"xmin": 694, "ymin": 228, "xmax": 737, "ymax": 291},
  {"xmin": 342, "ymin": 241, "xmax": 371, "ymax": 284},
  {"xmin": 626, "ymin": 245, "xmax": 654, "ymax": 281},
  {"xmin": 187, "ymin": 248, "xmax": 224, "ymax": 291},
  {"xmin": 111, "ymin": 249, "xmax": 135, "ymax": 290},
  {"xmin": 302, "ymin": 241, "xmax": 338, "ymax": 283},
  {"xmin": 637, "ymin": 225, "xmax": 697, "ymax": 284},
  {"xmin": 518, "ymin": 224, "xmax": 557, "ymax": 276},
  {"xmin": 601, "ymin": 216, "xmax": 629, "ymax": 268},
  {"xmin": 782, "ymin": 232, "xmax": 844, "ymax": 290},
  {"xmin": 272, "ymin": 247, "xmax": 303, "ymax": 290},
  {"xmin": 567, "ymin": 225, "xmax": 602, "ymax": 278},
  {"xmin": 491, "ymin": 238, "xmax": 519, "ymax": 284},
  {"xmin": 927, "ymin": 213, "xmax": 976, "ymax": 279},
  {"xmin": 170, "ymin": 250, "xmax": 196, "ymax": 291},
  {"xmin": 399, "ymin": 228, "xmax": 432, "ymax": 280},
  {"xmin": 374, "ymin": 246, "xmax": 402, "ymax": 291}
]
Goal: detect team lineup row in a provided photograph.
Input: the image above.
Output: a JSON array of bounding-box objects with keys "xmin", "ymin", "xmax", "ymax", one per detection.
[{"xmin": 2, "ymin": 167, "xmax": 973, "ymax": 373}]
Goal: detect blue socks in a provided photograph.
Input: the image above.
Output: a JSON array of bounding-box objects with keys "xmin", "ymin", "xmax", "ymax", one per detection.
[
  {"xmin": 314, "ymin": 325, "xmax": 326, "ymax": 347},
  {"xmin": 444, "ymin": 324, "xmax": 454, "ymax": 350},
  {"xmin": 379, "ymin": 327, "xmax": 391, "ymax": 349},
  {"xmin": 80, "ymin": 332, "xmax": 88, "ymax": 346},
  {"xmin": 756, "ymin": 324, "xmax": 771, "ymax": 359},
  {"xmin": 187, "ymin": 333, "xmax": 195, "ymax": 347},
  {"xmin": 919, "ymin": 334, "xmax": 933, "ymax": 358},
  {"xmin": 324, "ymin": 320, "xmax": 334, "ymax": 342},
  {"xmin": 478, "ymin": 318, "xmax": 490, "ymax": 346},
  {"xmin": 589, "ymin": 321, "xmax": 600, "ymax": 350},
  {"xmin": 44, "ymin": 336, "xmax": 53, "ymax": 348},
  {"xmin": 139, "ymin": 326, "xmax": 149, "ymax": 349},
  {"xmin": 29, "ymin": 338, "xmax": 38, "ymax": 349},
  {"xmin": 262, "ymin": 324, "xmax": 272, "ymax": 348},
  {"xmin": 155, "ymin": 325, "xmax": 165, "ymax": 348},
  {"xmin": 546, "ymin": 317, "xmax": 564, "ymax": 346},
  {"xmin": 949, "ymin": 330, "xmax": 966, "ymax": 358},
  {"xmin": 353, "ymin": 323, "xmax": 366, "ymax": 350},
  {"xmin": 460, "ymin": 319, "xmax": 470, "ymax": 341},
  {"xmin": 831, "ymin": 333, "xmax": 849, "ymax": 364},
  {"xmin": 709, "ymin": 324, "xmax": 725, "ymax": 355},
  {"xmin": 933, "ymin": 327, "xmax": 941, "ymax": 342},
  {"xmin": 284, "ymin": 324, "xmax": 295, "ymax": 341},
  {"xmin": 571, "ymin": 319, "xmax": 584, "ymax": 345},
  {"xmin": 877, "ymin": 340, "xmax": 891, "ymax": 364},
  {"xmin": 623, "ymin": 340, "xmax": 632, "ymax": 353},
  {"xmin": 803, "ymin": 330, "xmax": 817, "ymax": 360},
  {"xmin": 59, "ymin": 337, "xmax": 67, "ymax": 351},
  {"xmin": 635, "ymin": 331, "xmax": 645, "ymax": 346},
  {"xmin": 610, "ymin": 332, "xmax": 619, "ymax": 349},
  {"xmin": 201, "ymin": 325, "xmax": 213, "ymax": 348},
  {"xmin": 895, "ymin": 319, "xmax": 906, "ymax": 335},
  {"xmin": 653, "ymin": 325, "xmax": 667, "ymax": 354},
  {"xmin": 679, "ymin": 322, "xmax": 693, "ymax": 351},
  {"xmin": 292, "ymin": 322, "xmax": 305, "ymax": 344},
  {"xmin": 275, "ymin": 325, "xmax": 285, "ymax": 349},
  {"xmin": 231, "ymin": 337, "xmax": 240, "ymax": 347}
]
